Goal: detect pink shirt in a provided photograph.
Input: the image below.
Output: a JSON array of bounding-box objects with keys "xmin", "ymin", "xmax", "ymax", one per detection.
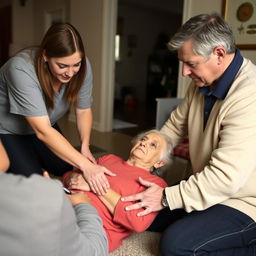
[{"xmin": 63, "ymin": 154, "xmax": 167, "ymax": 252}]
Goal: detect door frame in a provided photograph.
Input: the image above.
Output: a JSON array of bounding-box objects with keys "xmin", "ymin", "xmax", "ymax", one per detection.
[{"xmin": 100, "ymin": 0, "xmax": 189, "ymax": 132}]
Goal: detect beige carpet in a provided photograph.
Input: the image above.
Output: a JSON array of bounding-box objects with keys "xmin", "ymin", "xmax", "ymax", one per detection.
[{"xmin": 109, "ymin": 231, "xmax": 162, "ymax": 256}]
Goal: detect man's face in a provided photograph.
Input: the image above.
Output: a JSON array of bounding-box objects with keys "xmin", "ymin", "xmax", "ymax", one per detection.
[
  {"xmin": 130, "ymin": 133, "xmax": 166, "ymax": 168},
  {"xmin": 178, "ymin": 39, "xmax": 219, "ymax": 87}
]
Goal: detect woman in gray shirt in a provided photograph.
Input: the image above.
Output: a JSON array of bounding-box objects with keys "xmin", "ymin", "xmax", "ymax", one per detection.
[{"xmin": 0, "ymin": 23, "xmax": 113, "ymax": 195}]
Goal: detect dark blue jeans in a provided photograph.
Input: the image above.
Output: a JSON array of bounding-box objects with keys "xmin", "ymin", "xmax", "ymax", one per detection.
[
  {"xmin": 149, "ymin": 204, "xmax": 256, "ymax": 255},
  {"xmin": 0, "ymin": 124, "xmax": 72, "ymax": 177}
]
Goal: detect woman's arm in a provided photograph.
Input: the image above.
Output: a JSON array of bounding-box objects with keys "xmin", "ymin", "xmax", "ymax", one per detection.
[
  {"xmin": 65, "ymin": 171, "xmax": 120, "ymax": 214},
  {"xmin": 26, "ymin": 115, "xmax": 114, "ymax": 195},
  {"xmin": 76, "ymin": 108, "xmax": 96, "ymax": 163}
]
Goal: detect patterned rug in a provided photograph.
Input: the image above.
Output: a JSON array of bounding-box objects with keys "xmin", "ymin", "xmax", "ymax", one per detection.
[{"xmin": 109, "ymin": 231, "xmax": 161, "ymax": 256}]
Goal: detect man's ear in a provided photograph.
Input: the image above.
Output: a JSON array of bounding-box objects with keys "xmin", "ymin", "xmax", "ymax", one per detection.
[
  {"xmin": 213, "ymin": 46, "xmax": 226, "ymax": 64},
  {"xmin": 153, "ymin": 160, "xmax": 166, "ymax": 169}
]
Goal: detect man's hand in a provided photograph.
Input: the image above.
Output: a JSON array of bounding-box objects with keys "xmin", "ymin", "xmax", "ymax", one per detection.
[{"xmin": 121, "ymin": 177, "xmax": 165, "ymax": 216}]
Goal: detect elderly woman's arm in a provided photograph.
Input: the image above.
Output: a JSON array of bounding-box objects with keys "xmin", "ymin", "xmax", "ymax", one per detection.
[
  {"xmin": 63, "ymin": 170, "xmax": 120, "ymax": 214},
  {"xmin": 98, "ymin": 189, "xmax": 121, "ymax": 214},
  {"xmin": 64, "ymin": 171, "xmax": 167, "ymax": 232}
]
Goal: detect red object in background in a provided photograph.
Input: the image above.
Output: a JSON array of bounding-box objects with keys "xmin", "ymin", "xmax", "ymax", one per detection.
[{"xmin": 173, "ymin": 137, "xmax": 190, "ymax": 160}]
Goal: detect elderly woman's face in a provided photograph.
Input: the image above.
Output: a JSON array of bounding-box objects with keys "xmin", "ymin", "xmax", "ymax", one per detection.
[{"xmin": 130, "ymin": 133, "xmax": 166, "ymax": 165}]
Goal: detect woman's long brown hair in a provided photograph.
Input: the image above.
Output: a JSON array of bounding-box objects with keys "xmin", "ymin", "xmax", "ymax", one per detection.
[{"xmin": 35, "ymin": 23, "xmax": 86, "ymax": 109}]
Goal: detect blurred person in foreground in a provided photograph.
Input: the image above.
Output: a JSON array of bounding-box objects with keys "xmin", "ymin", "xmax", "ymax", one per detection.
[{"xmin": 0, "ymin": 140, "xmax": 108, "ymax": 256}]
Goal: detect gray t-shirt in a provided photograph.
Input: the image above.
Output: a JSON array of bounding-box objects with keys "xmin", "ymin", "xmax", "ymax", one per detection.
[
  {"xmin": 0, "ymin": 48, "xmax": 93, "ymax": 134},
  {"xmin": 0, "ymin": 172, "xmax": 108, "ymax": 256}
]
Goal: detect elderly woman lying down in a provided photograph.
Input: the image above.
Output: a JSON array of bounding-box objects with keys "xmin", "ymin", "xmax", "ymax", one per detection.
[{"xmin": 62, "ymin": 129, "xmax": 172, "ymax": 252}]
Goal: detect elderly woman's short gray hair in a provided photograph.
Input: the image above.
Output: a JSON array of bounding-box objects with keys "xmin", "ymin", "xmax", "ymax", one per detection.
[{"xmin": 131, "ymin": 129, "xmax": 173, "ymax": 165}]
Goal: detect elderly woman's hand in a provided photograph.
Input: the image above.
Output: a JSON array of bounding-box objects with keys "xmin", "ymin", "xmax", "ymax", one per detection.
[
  {"xmin": 68, "ymin": 172, "xmax": 91, "ymax": 191},
  {"xmin": 81, "ymin": 164, "xmax": 116, "ymax": 196},
  {"xmin": 121, "ymin": 177, "xmax": 165, "ymax": 216}
]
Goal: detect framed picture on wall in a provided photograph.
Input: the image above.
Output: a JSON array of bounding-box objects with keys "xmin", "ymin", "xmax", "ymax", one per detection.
[{"xmin": 223, "ymin": 0, "xmax": 256, "ymax": 49}]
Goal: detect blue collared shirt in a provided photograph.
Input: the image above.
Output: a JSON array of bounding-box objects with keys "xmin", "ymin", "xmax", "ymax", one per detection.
[{"xmin": 199, "ymin": 49, "xmax": 243, "ymax": 128}]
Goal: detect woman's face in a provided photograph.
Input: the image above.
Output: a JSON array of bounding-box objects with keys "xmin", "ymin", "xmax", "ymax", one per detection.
[
  {"xmin": 130, "ymin": 133, "xmax": 166, "ymax": 167},
  {"xmin": 44, "ymin": 51, "xmax": 82, "ymax": 84}
]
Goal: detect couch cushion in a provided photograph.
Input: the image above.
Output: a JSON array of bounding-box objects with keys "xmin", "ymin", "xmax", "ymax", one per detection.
[
  {"xmin": 173, "ymin": 137, "xmax": 190, "ymax": 160},
  {"xmin": 109, "ymin": 231, "xmax": 161, "ymax": 256}
]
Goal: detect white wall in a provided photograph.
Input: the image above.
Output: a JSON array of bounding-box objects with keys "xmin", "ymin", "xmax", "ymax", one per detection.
[
  {"xmin": 10, "ymin": 0, "xmax": 256, "ymax": 131},
  {"xmin": 11, "ymin": 0, "xmax": 69, "ymax": 53},
  {"xmin": 70, "ymin": 0, "xmax": 116, "ymax": 132},
  {"xmin": 11, "ymin": 0, "xmax": 34, "ymax": 49}
]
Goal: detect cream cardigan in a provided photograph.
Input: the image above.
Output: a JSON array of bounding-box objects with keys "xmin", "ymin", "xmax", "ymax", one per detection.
[{"xmin": 161, "ymin": 57, "xmax": 256, "ymax": 221}]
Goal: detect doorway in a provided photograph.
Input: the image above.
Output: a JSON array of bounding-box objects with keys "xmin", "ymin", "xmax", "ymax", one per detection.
[{"xmin": 113, "ymin": 0, "xmax": 183, "ymax": 136}]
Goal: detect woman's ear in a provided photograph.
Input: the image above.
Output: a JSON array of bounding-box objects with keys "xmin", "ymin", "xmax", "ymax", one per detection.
[
  {"xmin": 42, "ymin": 50, "xmax": 48, "ymax": 62},
  {"xmin": 153, "ymin": 160, "xmax": 165, "ymax": 169}
]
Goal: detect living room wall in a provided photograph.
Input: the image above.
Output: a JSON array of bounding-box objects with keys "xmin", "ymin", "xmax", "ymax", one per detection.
[{"xmin": 11, "ymin": 0, "xmax": 256, "ymax": 131}]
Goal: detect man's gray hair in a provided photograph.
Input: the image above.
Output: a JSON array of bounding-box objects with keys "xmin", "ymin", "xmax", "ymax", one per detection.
[
  {"xmin": 131, "ymin": 129, "xmax": 173, "ymax": 164},
  {"xmin": 168, "ymin": 12, "xmax": 236, "ymax": 59}
]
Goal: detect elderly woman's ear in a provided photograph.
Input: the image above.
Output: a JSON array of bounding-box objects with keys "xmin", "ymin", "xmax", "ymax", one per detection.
[
  {"xmin": 153, "ymin": 160, "xmax": 166, "ymax": 169},
  {"xmin": 0, "ymin": 141, "xmax": 10, "ymax": 172}
]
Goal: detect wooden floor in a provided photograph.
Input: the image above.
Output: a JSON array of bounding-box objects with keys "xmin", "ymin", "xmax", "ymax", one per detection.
[{"xmin": 58, "ymin": 114, "xmax": 132, "ymax": 160}]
